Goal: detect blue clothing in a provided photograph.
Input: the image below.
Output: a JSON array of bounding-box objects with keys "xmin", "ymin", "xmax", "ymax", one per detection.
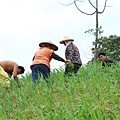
[{"xmin": 32, "ymin": 64, "xmax": 50, "ymax": 85}]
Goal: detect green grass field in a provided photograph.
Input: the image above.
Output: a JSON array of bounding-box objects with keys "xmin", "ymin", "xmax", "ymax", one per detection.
[{"xmin": 0, "ymin": 63, "xmax": 120, "ymax": 120}]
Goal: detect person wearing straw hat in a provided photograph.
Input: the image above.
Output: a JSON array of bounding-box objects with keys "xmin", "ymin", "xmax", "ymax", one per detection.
[
  {"xmin": 30, "ymin": 40, "xmax": 68, "ymax": 85},
  {"xmin": 59, "ymin": 36, "xmax": 82, "ymax": 75}
]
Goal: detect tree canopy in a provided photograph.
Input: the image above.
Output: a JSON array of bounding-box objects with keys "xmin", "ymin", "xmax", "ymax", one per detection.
[{"xmin": 92, "ymin": 35, "xmax": 120, "ymax": 62}]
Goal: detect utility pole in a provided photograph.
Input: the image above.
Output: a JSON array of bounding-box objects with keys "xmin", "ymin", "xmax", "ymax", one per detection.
[{"xmin": 94, "ymin": 0, "xmax": 98, "ymax": 63}]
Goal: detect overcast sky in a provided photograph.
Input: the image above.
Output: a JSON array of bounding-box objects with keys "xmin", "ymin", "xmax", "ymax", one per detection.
[{"xmin": 0, "ymin": 0, "xmax": 120, "ymax": 74}]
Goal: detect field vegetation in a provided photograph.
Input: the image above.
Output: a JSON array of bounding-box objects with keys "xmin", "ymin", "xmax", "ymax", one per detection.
[{"xmin": 0, "ymin": 63, "xmax": 120, "ymax": 120}]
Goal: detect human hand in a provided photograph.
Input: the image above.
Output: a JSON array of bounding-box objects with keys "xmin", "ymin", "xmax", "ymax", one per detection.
[
  {"xmin": 15, "ymin": 80, "xmax": 21, "ymax": 88},
  {"xmin": 64, "ymin": 60, "xmax": 71, "ymax": 64},
  {"xmin": 17, "ymin": 82, "xmax": 21, "ymax": 88}
]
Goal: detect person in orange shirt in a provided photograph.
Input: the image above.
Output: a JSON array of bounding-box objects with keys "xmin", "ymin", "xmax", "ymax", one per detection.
[{"xmin": 30, "ymin": 41, "xmax": 68, "ymax": 85}]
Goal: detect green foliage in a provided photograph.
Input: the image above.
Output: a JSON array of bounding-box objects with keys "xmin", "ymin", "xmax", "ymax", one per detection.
[
  {"xmin": 92, "ymin": 35, "xmax": 120, "ymax": 62},
  {"xmin": 99, "ymin": 35, "xmax": 120, "ymax": 61},
  {"xmin": 85, "ymin": 26, "xmax": 104, "ymax": 62},
  {"xmin": 0, "ymin": 64, "xmax": 120, "ymax": 119},
  {"xmin": 85, "ymin": 26, "xmax": 120, "ymax": 63},
  {"xmin": 85, "ymin": 26, "xmax": 104, "ymax": 37}
]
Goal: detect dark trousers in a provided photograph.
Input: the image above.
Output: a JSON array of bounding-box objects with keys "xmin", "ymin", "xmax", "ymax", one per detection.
[
  {"xmin": 65, "ymin": 63, "xmax": 82, "ymax": 75},
  {"xmin": 32, "ymin": 64, "xmax": 50, "ymax": 84}
]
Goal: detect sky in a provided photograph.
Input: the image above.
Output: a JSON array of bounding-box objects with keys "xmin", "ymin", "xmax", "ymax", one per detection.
[{"xmin": 0, "ymin": 0, "xmax": 120, "ymax": 74}]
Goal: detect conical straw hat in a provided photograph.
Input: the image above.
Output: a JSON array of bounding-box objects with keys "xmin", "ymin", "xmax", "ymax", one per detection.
[
  {"xmin": 39, "ymin": 41, "xmax": 58, "ymax": 51},
  {"xmin": 60, "ymin": 36, "xmax": 74, "ymax": 44}
]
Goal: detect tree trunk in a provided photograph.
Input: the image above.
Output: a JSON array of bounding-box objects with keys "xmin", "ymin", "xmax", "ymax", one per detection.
[{"xmin": 94, "ymin": 0, "xmax": 98, "ymax": 63}]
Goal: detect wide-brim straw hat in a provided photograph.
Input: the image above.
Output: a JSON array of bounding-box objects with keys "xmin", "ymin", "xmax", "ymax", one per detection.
[
  {"xmin": 39, "ymin": 41, "xmax": 58, "ymax": 51},
  {"xmin": 60, "ymin": 36, "xmax": 74, "ymax": 44}
]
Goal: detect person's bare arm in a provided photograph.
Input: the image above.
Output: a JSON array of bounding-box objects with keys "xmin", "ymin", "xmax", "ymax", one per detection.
[
  {"xmin": 13, "ymin": 63, "xmax": 19, "ymax": 82},
  {"xmin": 13, "ymin": 63, "xmax": 21, "ymax": 87}
]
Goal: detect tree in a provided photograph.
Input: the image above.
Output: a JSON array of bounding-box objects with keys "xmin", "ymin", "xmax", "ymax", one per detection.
[
  {"xmin": 85, "ymin": 25, "xmax": 104, "ymax": 59},
  {"xmin": 60, "ymin": 0, "xmax": 108, "ymax": 63},
  {"xmin": 85, "ymin": 27, "xmax": 120, "ymax": 63},
  {"xmin": 96, "ymin": 35, "xmax": 120, "ymax": 62}
]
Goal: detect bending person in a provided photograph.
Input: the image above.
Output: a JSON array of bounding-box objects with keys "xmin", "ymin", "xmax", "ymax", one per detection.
[
  {"xmin": 30, "ymin": 41, "xmax": 69, "ymax": 86},
  {"xmin": 0, "ymin": 60, "xmax": 25, "ymax": 88}
]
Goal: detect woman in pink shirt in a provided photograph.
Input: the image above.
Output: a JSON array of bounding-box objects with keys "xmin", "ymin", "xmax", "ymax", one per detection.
[{"xmin": 30, "ymin": 41, "xmax": 68, "ymax": 86}]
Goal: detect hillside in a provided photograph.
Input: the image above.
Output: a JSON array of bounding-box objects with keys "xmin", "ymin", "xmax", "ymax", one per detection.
[{"xmin": 0, "ymin": 63, "xmax": 120, "ymax": 120}]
